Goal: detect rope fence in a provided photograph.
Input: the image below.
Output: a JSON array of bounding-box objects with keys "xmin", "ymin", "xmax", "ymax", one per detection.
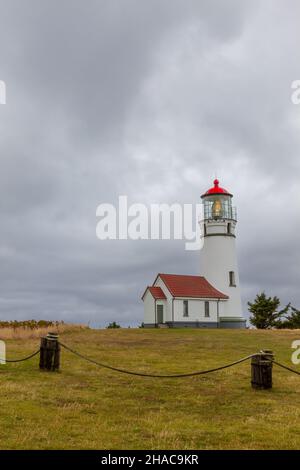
[
  {"xmin": 3, "ymin": 349, "xmax": 40, "ymax": 363},
  {"xmin": 272, "ymin": 360, "xmax": 300, "ymax": 376},
  {"xmin": 1, "ymin": 332, "xmax": 300, "ymax": 388},
  {"xmin": 59, "ymin": 341, "xmax": 257, "ymax": 378}
]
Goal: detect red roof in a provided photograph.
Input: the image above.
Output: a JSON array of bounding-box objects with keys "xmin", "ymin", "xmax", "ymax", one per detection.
[
  {"xmin": 142, "ymin": 286, "xmax": 167, "ymax": 300},
  {"xmin": 201, "ymin": 179, "xmax": 232, "ymax": 198},
  {"xmin": 155, "ymin": 274, "xmax": 228, "ymax": 299}
]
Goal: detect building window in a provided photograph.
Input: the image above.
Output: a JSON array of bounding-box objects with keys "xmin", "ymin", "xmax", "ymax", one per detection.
[
  {"xmin": 227, "ymin": 223, "xmax": 231, "ymax": 234},
  {"xmin": 204, "ymin": 224, "xmax": 207, "ymax": 236},
  {"xmin": 183, "ymin": 300, "xmax": 189, "ymax": 317},
  {"xmin": 205, "ymin": 301, "xmax": 210, "ymax": 317},
  {"xmin": 229, "ymin": 271, "xmax": 236, "ymax": 287}
]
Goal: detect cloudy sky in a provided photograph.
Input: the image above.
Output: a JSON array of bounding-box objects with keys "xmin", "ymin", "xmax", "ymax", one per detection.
[{"xmin": 0, "ymin": 0, "xmax": 299, "ymax": 326}]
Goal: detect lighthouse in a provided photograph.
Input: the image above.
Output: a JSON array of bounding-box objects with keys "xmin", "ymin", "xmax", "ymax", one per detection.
[
  {"xmin": 142, "ymin": 178, "xmax": 246, "ymax": 328},
  {"xmin": 199, "ymin": 179, "xmax": 245, "ymax": 328}
]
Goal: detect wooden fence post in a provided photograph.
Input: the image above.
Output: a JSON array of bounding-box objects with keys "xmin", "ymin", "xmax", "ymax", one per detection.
[
  {"xmin": 39, "ymin": 332, "xmax": 60, "ymax": 371},
  {"xmin": 251, "ymin": 350, "xmax": 274, "ymax": 389}
]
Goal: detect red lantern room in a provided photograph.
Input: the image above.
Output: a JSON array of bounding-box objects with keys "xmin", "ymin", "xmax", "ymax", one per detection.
[{"xmin": 201, "ymin": 179, "xmax": 236, "ymax": 221}]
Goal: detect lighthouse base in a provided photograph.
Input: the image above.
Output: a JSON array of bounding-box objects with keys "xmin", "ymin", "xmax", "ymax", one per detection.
[
  {"xmin": 219, "ymin": 317, "xmax": 246, "ymax": 329},
  {"xmin": 144, "ymin": 319, "xmax": 246, "ymax": 329}
]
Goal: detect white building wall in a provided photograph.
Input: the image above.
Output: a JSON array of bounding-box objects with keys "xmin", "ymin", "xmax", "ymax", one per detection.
[
  {"xmin": 173, "ymin": 298, "xmax": 225, "ymax": 323},
  {"xmin": 200, "ymin": 221, "xmax": 243, "ymax": 319},
  {"xmin": 143, "ymin": 290, "xmax": 155, "ymax": 324},
  {"xmin": 152, "ymin": 276, "xmax": 228, "ymax": 324}
]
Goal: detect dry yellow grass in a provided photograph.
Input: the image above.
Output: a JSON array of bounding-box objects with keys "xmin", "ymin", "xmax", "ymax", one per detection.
[{"xmin": 0, "ymin": 323, "xmax": 88, "ymax": 340}]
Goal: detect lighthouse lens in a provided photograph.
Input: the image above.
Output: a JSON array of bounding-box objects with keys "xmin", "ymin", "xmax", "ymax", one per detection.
[{"xmin": 212, "ymin": 199, "xmax": 222, "ymax": 218}]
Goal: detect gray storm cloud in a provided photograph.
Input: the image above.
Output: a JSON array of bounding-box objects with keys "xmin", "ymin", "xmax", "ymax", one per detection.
[{"xmin": 0, "ymin": 0, "xmax": 299, "ymax": 326}]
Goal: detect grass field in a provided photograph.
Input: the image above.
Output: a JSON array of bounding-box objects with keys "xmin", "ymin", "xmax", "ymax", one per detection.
[{"xmin": 1, "ymin": 328, "xmax": 300, "ymax": 450}]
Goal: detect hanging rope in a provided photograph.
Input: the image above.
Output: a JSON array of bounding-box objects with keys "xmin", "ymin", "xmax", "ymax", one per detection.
[
  {"xmin": 272, "ymin": 360, "xmax": 300, "ymax": 376},
  {"xmin": 59, "ymin": 341, "xmax": 257, "ymax": 378},
  {"xmin": 2, "ymin": 349, "xmax": 40, "ymax": 363}
]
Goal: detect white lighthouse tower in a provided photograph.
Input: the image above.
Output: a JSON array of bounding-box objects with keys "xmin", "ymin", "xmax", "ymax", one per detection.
[{"xmin": 200, "ymin": 179, "xmax": 246, "ymax": 328}]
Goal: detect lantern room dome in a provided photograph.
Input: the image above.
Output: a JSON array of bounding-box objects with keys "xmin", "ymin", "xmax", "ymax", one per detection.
[{"xmin": 201, "ymin": 179, "xmax": 232, "ymax": 198}]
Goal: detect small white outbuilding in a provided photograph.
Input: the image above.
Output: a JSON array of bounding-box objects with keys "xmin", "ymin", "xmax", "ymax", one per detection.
[{"xmin": 142, "ymin": 273, "xmax": 230, "ymax": 328}]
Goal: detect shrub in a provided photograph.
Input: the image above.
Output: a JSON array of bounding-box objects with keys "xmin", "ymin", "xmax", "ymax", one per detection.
[{"xmin": 106, "ymin": 321, "xmax": 121, "ymax": 329}]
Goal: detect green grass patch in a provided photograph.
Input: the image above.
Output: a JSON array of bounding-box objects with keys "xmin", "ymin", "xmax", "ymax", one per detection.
[{"xmin": 1, "ymin": 328, "xmax": 300, "ymax": 449}]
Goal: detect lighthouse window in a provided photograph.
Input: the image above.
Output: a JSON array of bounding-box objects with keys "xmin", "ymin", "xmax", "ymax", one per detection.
[
  {"xmin": 227, "ymin": 223, "xmax": 231, "ymax": 234},
  {"xmin": 229, "ymin": 271, "xmax": 236, "ymax": 287},
  {"xmin": 205, "ymin": 301, "xmax": 210, "ymax": 317},
  {"xmin": 183, "ymin": 300, "xmax": 189, "ymax": 317}
]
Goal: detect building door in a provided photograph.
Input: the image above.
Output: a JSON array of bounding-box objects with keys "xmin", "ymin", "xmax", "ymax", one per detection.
[{"xmin": 157, "ymin": 304, "xmax": 164, "ymax": 324}]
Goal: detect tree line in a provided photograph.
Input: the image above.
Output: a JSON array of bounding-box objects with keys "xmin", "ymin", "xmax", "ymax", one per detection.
[{"xmin": 248, "ymin": 293, "xmax": 300, "ymax": 329}]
